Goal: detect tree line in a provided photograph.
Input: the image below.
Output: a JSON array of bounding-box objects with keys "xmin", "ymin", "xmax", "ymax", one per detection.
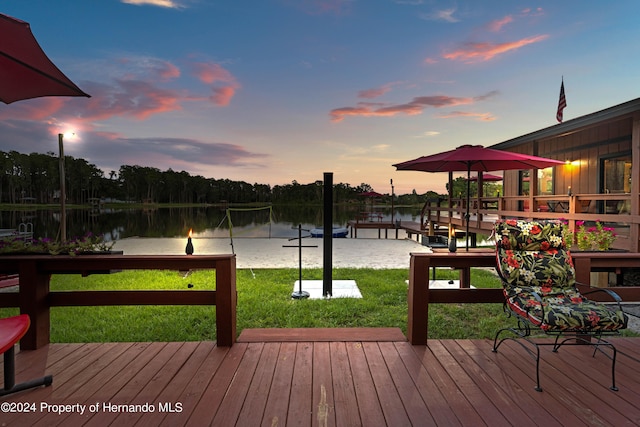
[{"xmin": 0, "ymin": 150, "xmax": 439, "ymax": 206}]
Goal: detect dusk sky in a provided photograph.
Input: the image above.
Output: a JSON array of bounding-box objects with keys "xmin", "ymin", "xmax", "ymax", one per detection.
[{"xmin": 2, "ymin": 1, "xmax": 640, "ymax": 195}]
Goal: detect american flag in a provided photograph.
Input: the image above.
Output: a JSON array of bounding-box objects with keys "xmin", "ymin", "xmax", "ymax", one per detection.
[{"xmin": 556, "ymin": 79, "xmax": 567, "ymax": 123}]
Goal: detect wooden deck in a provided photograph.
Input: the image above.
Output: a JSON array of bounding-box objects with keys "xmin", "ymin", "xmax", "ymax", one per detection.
[{"xmin": 2, "ymin": 329, "xmax": 639, "ymax": 426}]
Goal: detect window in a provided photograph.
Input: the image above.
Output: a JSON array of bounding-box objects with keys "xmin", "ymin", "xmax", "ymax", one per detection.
[
  {"xmin": 519, "ymin": 168, "xmax": 554, "ymax": 196},
  {"xmin": 537, "ymin": 167, "xmax": 554, "ymax": 195},
  {"xmin": 602, "ymin": 154, "xmax": 631, "ymax": 194}
]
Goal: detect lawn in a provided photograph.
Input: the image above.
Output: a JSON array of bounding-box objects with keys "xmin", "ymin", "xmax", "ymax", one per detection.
[{"xmin": 1, "ymin": 268, "xmax": 633, "ymax": 342}]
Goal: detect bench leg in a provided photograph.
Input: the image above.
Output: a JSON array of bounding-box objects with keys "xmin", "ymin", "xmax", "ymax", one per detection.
[{"xmin": 1, "ymin": 347, "xmax": 53, "ymax": 397}]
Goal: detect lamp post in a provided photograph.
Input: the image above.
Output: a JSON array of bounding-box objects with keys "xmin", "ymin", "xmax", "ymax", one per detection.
[
  {"xmin": 58, "ymin": 133, "xmax": 66, "ymax": 242},
  {"xmin": 390, "ymin": 179, "xmax": 395, "ymax": 225}
]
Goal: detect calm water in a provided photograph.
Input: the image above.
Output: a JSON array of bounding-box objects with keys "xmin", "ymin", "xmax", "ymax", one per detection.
[{"xmin": 0, "ymin": 205, "xmax": 422, "ymax": 241}]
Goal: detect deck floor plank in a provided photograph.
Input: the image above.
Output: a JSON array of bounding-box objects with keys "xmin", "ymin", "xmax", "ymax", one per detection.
[
  {"xmin": 361, "ymin": 341, "xmax": 412, "ymax": 426},
  {"xmin": 1, "ymin": 334, "xmax": 639, "ymax": 426},
  {"xmin": 428, "ymin": 339, "xmax": 512, "ymax": 426},
  {"xmin": 441, "ymin": 340, "xmax": 539, "ymax": 427},
  {"xmin": 236, "ymin": 342, "xmax": 281, "ymax": 427},
  {"xmin": 344, "ymin": 341, "xmax": 387, "ymax": 426},
  {"xmin": 329, "ymin": 342, "xmax": 361, "ymax": 427},
  {"xmin": 494, "ymin": 338, "xmax": 632, "ymax": 426},
  {"xmin": 210, "ymin": 342, "xmax": 264, "ymax": 426},
  {"xmin": 409, "ymin": 344, "xmax": 486, "ymax": 426},
  {"xmin": 392, "ymin": 341, "xmax": 462, "ymax": 427},
  {"xmin": 311, "ymin": 342, "xmax": 335, "ymax": 427},
  {"xmin": 261, "ymin": 342, "xmax": 297, "ymax": 427},
  {"xmin": 286, "ymin": 342, "xmax": 314, "ymax": 427},
  {"xmin": 463, "ymin": 339, "xmax": 584, "ymax": 427},
  {"xmin": 378, "ymin": 341, "xmax": 435, "ymax": 426}
]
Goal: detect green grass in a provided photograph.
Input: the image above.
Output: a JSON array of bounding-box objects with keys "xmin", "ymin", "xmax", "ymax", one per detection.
[{"xmin": 1, "ymin": 268, "xmax": 635, "ymax": 342}]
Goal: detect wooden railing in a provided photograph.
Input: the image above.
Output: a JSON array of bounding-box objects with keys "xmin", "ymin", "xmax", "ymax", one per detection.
[
  {"xmin": 0, "ymin": 254, "xmax": 236, "ymax": 350},
  {"xmin": 407, "ymin": 251, "xmax": 640, "ymax": 345},
  {"xmin": 421, "ymin": 193, "xmax": 639, "ymax": 251}
]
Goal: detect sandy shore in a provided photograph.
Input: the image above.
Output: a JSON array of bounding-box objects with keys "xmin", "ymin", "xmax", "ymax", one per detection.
[{"xmin": 112, "ymin": 236, "xmax": 434, "ymax": 269}]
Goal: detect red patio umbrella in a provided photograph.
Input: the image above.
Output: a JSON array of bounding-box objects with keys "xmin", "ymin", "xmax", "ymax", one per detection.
[
  {"xmin": 358, "ymin": 191, "xmax": 384, "ymax": 198},
  {"xmin": 0, "ymin": 13, "xmax": 90, "ymax": 104},
  {"xmin": 469, "ymin": 173, "xmax": 503, "ymax": 182},
  {"xmin": 1, "ymin": 12, "xmax": 90, "ymax": 242},
  {"xmin": 358, "ymin": 191, "xmax": 384, "ymax": 217},
  {"xmin": 393, "ymin": 144, "xmax": 565, "ymax": 250}
]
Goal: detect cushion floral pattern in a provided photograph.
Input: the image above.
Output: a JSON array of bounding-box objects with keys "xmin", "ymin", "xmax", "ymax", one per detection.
[{"xmin": 495, "ymin": 219, "xmax": 627, "ymax": 332}]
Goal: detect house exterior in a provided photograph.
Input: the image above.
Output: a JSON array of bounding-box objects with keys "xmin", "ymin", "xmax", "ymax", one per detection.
[
  {"xmin": 489, "ymin": 97, "xmax": 640, "ymax": 252},
  {"xmin": 422, "ymin": 97, "xmax": 640, "ymax": 253}
]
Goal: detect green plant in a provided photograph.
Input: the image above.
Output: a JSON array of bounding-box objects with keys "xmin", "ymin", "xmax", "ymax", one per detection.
[
  {"xmin": 0, "ymin": 232, "xmax": 114, "ymax": 255},
  {"xmin": 574, "ymin": 220, "xmax": 616, "ymax": 251}
]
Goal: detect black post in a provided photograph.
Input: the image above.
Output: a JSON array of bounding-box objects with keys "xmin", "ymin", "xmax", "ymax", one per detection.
[{"xmin": 323, "ymin": 172, "xmax": 333, "ymax": 297}]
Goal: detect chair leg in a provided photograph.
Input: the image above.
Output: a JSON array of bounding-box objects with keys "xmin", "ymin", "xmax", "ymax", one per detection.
[{"xmin": 1, "ymin": 347, "xmax": 53, "ymax": 397}]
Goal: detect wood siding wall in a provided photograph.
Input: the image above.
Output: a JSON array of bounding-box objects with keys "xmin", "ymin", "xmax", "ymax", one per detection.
[{"xmin": 502, "ymin": 116, "xmax": 633, "ymax": 198}]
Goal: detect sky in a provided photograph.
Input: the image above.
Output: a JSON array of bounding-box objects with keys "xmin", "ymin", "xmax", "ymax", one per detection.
[{"xmin": 2, "ymin": 1, "xmax": 640, "ymax": 195}]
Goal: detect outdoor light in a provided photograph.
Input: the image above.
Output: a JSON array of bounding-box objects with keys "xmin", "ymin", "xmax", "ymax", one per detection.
[
  {"xmin": 185, "ymin": 229, "xmax": 194, "ymax": 255},
  {"xmin": 448, "ymin": 228, "xmax": 457, "ymax": 253}
]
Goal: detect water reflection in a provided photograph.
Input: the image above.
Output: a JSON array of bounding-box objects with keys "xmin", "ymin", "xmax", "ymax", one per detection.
[{"xmin": 0, "ymin": 205, "xmax": 423, "ymax": 241}]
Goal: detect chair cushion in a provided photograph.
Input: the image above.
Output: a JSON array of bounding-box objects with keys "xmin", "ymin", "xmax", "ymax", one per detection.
[
  {"xmin": 495, "ymin": 219, "xmax": 627, "ymax": 332},
  {"xmin": 496, "ymin": 219, "xmax": 575, "ymax": 289},
  {"xmin": 504, "ymin": 287, "xmax": 628, "ymax": 331}
]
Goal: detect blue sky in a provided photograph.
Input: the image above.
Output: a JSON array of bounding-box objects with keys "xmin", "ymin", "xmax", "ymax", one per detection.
[{"xmin": 1, "ymin": 1, "xmax": 640, "ymax": 194}]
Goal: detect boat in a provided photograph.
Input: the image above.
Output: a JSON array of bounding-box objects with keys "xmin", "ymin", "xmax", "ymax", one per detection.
[{"xmin": 309, "ymin": 227, "xmax": 349, "ymax": 238}]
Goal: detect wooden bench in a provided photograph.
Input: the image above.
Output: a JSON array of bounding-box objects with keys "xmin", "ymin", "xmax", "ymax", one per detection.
[{"xmin": 0, "ymin": 314, "xmax": 52, "ymax": 396}]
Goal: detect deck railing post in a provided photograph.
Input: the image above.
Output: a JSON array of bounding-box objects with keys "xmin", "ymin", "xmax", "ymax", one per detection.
[
  {"xmin": 408, "ymin": 255, "xmax": 431, "ymax": 345},
  {"xmin": 215, "ymin": 257, "xmax": 237, "ymax": 347},
  {"xmin": 18, "ymin": 260, "xmax": 50, "ymax": 350}
]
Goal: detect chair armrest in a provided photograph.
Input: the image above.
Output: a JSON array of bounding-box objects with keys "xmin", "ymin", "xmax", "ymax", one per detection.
[{"xmin": 578, "ymin": 283, "xmax": 625, "ymax": 311}]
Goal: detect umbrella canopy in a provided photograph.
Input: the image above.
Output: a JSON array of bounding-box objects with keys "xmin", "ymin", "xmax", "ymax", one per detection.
[
  {"xmin": 469, "ymin": 173, "xmax": 503, "ymax": 182},
  {"xmin": 393, "ymin": 144, "xmax": 565, "ymax": 173},
  {"xmin": 358, "ymin": 191, "xmax": 384, "ymax": 198},
  {"xmin": 0, "ymin": 13, "xmax": 90, "ymax": 104},
  {"xmin": 393, "ymin": 144, "xmax": 565, "ymax": 250}
]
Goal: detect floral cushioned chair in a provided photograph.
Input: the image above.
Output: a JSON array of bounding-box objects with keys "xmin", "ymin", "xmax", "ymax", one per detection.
[{"xmin": 492, "ymin": 219, "xmax": 628, "ymax": 391}]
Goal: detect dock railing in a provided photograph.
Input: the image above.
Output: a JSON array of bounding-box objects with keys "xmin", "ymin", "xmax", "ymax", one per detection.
[
  {"xmin": 407, "ymin": 251, "xmax": 640, "ymax": 345},
  {"xmin": 0, "ymin": 254, "xmax": 237, "ymax": 350}
]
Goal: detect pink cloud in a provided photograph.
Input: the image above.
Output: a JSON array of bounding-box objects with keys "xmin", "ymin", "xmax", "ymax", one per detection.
[
  {"xmin": 442, "ymin": 35, "xmax": 548, "ymax": 63},
  {"xmin": 152, "ymin": 61, "xmax": 181, "ymax": 81},
  {"xmin": 487, "ymin": 15, "xmax": 513, "ymax": 32},
  {"xmin": 437, "ymin": 111, "xmax": 497, "ymax": 121},
  {"xmin": 192, "ymin": 62, "xmax": 234, "ymax": 85},
  {"xmin": 330, "ymin": 91, "xmax": 498, "ymax": 122},
  {"xmin": 0, "ymin": 97, "xmax": 68, "ymax": 121},
  {"xmin": 74, "ymin": 79, "xmax": 183, "ymax": 122},
  {"xmin": 358, "ymin": 87, "xmax": 390, "ymax": 99},
  {"xmin": 211, "ymin": 86, "xmax": 236, "ymax": 106},
  {"xmin": 521, "ymin": 7, "xmax": 544, "ymax": 17},
  {"xmin": 191, "ymin": 62, "xmax": 241, "ymax": 106}
]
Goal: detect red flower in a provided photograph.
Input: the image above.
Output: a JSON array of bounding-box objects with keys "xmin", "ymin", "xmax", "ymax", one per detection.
[
  {"xmin": 506, "ymin": 219, "xmax": 517, "ymax": 226},
  {"xmin": 587, "ymin": 311, "xmax": 601, "ymax": 327},
  {"xmin": 540, "ymin": 241, "xmax": 550, "ymax": 251},
  {"xmin": 530, "ymin": 225, "xmax": 542, "ymax": 235},
  {"xmin": 506, "ymin": 252, "xmax": 520, "ymax": 268}
]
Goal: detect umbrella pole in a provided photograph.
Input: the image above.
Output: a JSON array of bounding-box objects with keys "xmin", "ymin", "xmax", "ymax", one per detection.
[{"xmin": 465, "ymin": 164, "xmax": 471, "ymax": 251}]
